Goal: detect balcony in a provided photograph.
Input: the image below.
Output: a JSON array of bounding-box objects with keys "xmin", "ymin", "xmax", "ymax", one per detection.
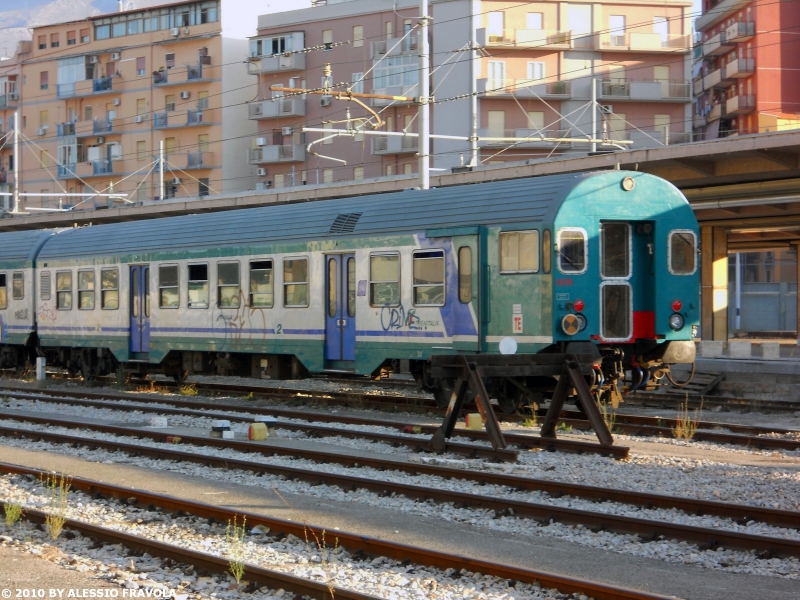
[
  {"xmin": 154, "ymin": 111, "xmax": 210, "ymax": 129},
  {"xmin": 725, "ymin": 94, "xmax": 755, "ymax": 115},
  {"xmin": 726, "ymin": 58, "xmax": 755, "ymax": 78},
  {"xmin": 629, "ymin": 129, "xmax": 692, "ymax": 148},
  {"xmin": 248, "ymin": 144, "xmax": 306, "ymax": 164},
  {"xmin": 57, "ymin": 164, "xmax": 77, "ymax": 179},
  {"xmin": 369, "ymin": 35, "xmax": 419, "ymax": 59},
  {"xmin": 693, "ymin": 113, "xmax": 708, "ymax": 128},
  {"xmin": 726, "ymin": 21, "xmax": 754, "ymax": 43},
  {"xmin": 246, "ymin": 53, "xmax": 305, "ymax": 75},
  {"xmin": 480, "ymin": 28, "xmax": 572, "ymax": 49},
  {"xmin": 168, "ymin": 152, "xmax": 215, "ymax": 170},
  {"xmin": 707, "ymin": 103, "xmax": 724, "ymax": 122},
  {"xmin": 697, "ymin": 0, "xmax": 747, "ymax": 31},
  {"xmin": 0, "ymin": 171, "xmax": 6, "ymax": 184},
  {"xmin": 75, "ymin": 160, "xmax": 113, "ymax": 178},
  {"xmin": 371, "ymin": 135, "xmax": 417, "ymax": 155},
  {"xmin": 371, "ymin": 85, "xmax": 418, "ymax": 107},
  {"xmin": 0, "ymin": 83, "xmax": 18, "ymax": 108},
  {"xmin": 597, "ymin": 79, "xmax": 691, "ymax": 102},
  {"xmin": 153, "ymin": 70, "xmax": 168, "ymax": 85},
  {"xmin": 703, "ymin": 32, "xmax": 735, "ymax": 57},
  {"xmin": 248, "ymin": 97, "xmax": 306, "ymax": 119},
  {"xmin": 57, "ymin": 123, "xmax": 75, "ymax": 136},
  {"xmin": 68, "ymin": 77, "xmax": 114, "ymax": 97},
  {"xmin": 692, "ymin": 74, "xmax": 704, "ymax": 96},
  {"xmin": 478, "ymin": 78, "xmax": 571, "ymax": 99},
  {"xmin": 703, "ymin": 66, "xmax": 735, "ymax": 91},
  {"xmin": 94, "ymin": 118, "xmax": 113, "ymax": 134},
  {"xmin": 598, "ymin": 33, "xmax": 691, "ymax": 53},
  {"xmin": 477, "ymin": 128, "xmax": 573, "ymax": 149}
]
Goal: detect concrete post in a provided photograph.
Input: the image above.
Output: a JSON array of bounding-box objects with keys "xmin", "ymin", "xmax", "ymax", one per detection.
[
  {"xmin": 35, "ymin": 357, "xmax": 46, "ymax": 381},
  {"xmin": 701, "ymin": 225, "xmax": 728, "ymax": 341}
]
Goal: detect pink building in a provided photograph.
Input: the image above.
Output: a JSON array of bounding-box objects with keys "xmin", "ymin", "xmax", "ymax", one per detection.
[
  {"xmin": 0, "ymin": 41, "xmax": 29, "ymax": 209},
  {"xmin": 248, "ymin": 0, "xmax": 693, "ymax": 189}
]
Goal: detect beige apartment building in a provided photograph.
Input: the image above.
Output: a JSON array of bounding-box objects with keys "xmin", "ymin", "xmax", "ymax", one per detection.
[
  {"xmin": 0, "ymin": 41, "xmax": 29, "ymax": 209},
  {"xmin": 18, "ymin": 0, "xmax": 253, "ymax": 209},
  {"xmin": 248, "ymin": 0, "xmax": 693, "ymax": 188}
]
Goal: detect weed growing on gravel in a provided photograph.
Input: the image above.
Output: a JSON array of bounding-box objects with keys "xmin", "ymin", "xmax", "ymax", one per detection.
[
  {"xmin": 3, "ymin": 502, "xmax": 24, "ymax": 527},
  {"xmin": 226, "ymin": 515, "xmax": 247, "ymax": 584},
  {"xmin": 42, "ymin": 473, "xmax": 71, "ymax": 539},
  {"xmin": 179, "ymin": 383, "xmax": 198, "ymax": 396},
  {"xmin": 521, "ymin": 406, "xmax": 538, "ymax": 428},
  {"xmin": 556, "ymin": 422, "xmax": 573, "ymax": 433},
  {"xmin": 600, "ymin": 400, "xmax": 616, "ymax": 432},
  {"xmin": 674, "ymin": 397, "xmax": 702, "ymax": 440}
]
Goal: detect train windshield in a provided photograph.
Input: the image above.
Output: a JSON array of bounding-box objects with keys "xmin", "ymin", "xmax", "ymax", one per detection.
[
  {"xmin": 669, "ymin": 230, "xmax": 696, "ymax": 275},
  {"xmin": 557, "ymin": 229, "xmax": 586, "ymax": 273}
]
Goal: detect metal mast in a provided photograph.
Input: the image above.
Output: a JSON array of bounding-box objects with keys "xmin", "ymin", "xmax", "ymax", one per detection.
[{"xmin": 418, "ymin": 0, "xmax": 430, "ymax": 189}]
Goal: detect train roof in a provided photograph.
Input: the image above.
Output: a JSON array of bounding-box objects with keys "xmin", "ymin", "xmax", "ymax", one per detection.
[
  {"xmin": 35, "ymin": 171, "xmax": 688, "ymax": 260},
  {"xmin": 0, "ymin": 229, "xmax": 59, "ymax": 264}
]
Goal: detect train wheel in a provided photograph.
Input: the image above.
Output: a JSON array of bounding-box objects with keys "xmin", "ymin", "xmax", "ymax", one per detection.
[{"xmin": 497, "ymin": 394, "xmax": 519, "ymax": 414}]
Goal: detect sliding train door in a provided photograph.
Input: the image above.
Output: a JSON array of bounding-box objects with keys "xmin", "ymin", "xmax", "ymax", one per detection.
[
  {"xmin": 129, "ymin": 265, "xmax": 151, "ymax": 354},
  {"xmin": 324, "ymin": 253, "xmax": 356, "ymax": 363}
]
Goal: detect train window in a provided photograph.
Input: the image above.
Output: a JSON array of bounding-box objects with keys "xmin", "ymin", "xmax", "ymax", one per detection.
[
  {"xmin": 347, "ymin": 257, "xmax": 356, "ymax": 318},
  {"xmin": 669, "ymin": 230, "xmax": 697, "ymax": 275},
  {"xmin": 187, "ymin": 264, "xmax": 209, "ymax": 308},
  {"xmin": 218, "ymin": 262, "xmax": 240, "ymax": 308},
  {"xmin": 601, "ymin": 223, "xmax": 630, "ymax": 279},
  {"xmin": 0, "ymin": 274, "xmax": 6, "ymax": 309},
  {"xmin": 159, "ymin": 265, "xmax": 179, "ymax": 308},
  {"xmin": 327, "ymin": 258, "xmax": 337, "ymax": 318},
  {"xmin": 557, "ymin": 228, "xmax": 587, "ymax": 274},
  {"xmin": 370, "ymin": 253, "xmax": 400, "ymax": 307},
  {"xmin": 283, "ymin": 258, "xmax": 308, "ymax": 307},
  {"xmin": 542, "ymin": 230, "xmax": 551, "ymax": 274},
  {"xmin": 500, "ymin": 231, "xmax": 539, "ymax": 273},
  {"xmin": 12, "ymin": 272, "xmax": 23, "ymax": 300},
  {"xmin": 458, "ymin": 247, "xmax": 472, "ymax": 303},
  {"xmin": 101, "ymin": 268, "xmax": 119, "ymax": 310},
  {"xmin": 78, "ymin": 270, "xmax": 95, "ymax": 310},
  {"xmin": 56, "ymin": 271, "xmax": 72, "ymax": 310},
  {"xmin": 249, "ymin": 260, "xmax": 273, "ymax": 308},
  {"xmin": 413, "ymin": 250, "xmax": 445, "ymax": 306},
  {"xmin": 602, "ymin": 283, "xmax": 631, "ymax": 340},
  {"xmin": 40, "ymin": 272, "xmax": 51, "ymax": 301}
]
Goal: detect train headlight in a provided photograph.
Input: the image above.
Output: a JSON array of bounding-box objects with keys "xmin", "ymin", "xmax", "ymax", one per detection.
[
  {"xmin": 669, "ymin": 313, "xmax": 684, "ymax": 331},
  {"xmin": 561, "ymin": 314, "xmax": 581, "ymax": 335},
  {"xmin": 575, "ymin": 314, "xmax": 587, "ymax": 332}
]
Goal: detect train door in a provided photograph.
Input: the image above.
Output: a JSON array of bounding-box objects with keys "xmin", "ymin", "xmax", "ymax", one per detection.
[
  {"xmin": 129, "ymin": 265, "xmax": 150, "ymax": 353},
  {"xmin": 324, "ymin": 254, "xmax": 356, "ymax": 362},
  {"xmin": 452, "ymin": 235, "xmax": 480, "ymax": 352}
]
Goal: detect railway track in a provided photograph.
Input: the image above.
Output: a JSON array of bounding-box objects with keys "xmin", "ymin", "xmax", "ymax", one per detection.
[
  {"xmin": 0, "ymin": 462, "xmax": 675, "ymax": 600},
  {"xmin": 1, "ymin": 410, "xmax": 800, "ymax": 559}
]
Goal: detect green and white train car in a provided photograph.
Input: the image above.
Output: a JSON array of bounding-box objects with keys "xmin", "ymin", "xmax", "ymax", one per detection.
[{"xmin": 0, "ymin": 171, "xmax": 699, "ymax": 408}]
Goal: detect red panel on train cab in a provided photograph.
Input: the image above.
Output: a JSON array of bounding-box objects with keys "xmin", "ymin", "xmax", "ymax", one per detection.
[{"xmin": 633, "ymin": 311, "xmax": 655, "ymax": 339}]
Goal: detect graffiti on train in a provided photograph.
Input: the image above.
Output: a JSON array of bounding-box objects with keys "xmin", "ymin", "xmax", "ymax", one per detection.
[{"xmin": 380, "ymin": 305, "xmax": 440, "ymax": 332}]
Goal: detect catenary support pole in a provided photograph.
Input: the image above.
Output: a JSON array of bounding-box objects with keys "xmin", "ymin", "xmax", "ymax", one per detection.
[
  {"xmin": 12, "ymin": 111, "xmax": 20, "ymax": 214},
  {"xmin": 159, "ymin": 139, "xmax": 164, "ymax": 201},
  {"xmin": 418, "ymin": 0, "xmax": 430, "ymax": 190},
  {"xmin": 591, "ymin": 79, "xmax": 597, "ymax": 154}
]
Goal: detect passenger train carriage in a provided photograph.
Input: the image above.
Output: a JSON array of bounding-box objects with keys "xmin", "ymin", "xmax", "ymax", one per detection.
[{"xmin": 0, "ymin": 171, "xmax": 699, "ymax": 410}]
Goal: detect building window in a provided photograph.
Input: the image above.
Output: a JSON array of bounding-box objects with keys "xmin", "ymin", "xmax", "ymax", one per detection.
[
  {"xmin": 38, "ymin": 36, "xmax": 46, "ymax": 50},
  {"xmin": 283, "ymin": 258, "xmax": 308, "ymax": 307},
  {"xmin": 322, "ymin": 29, "xmax": 333, "ymax": 49},
  {"xmin": 403, "ymin": 163, "xmax": 412, "ymax": 174},
  {"xmin": 487, "ymin": 61, "xmax": 505, "ymax": 90},
  {"xmin": 187, "ymin": 264, "xmax": 208, "ymax": 308},
  {"xmin": 351, "ymin": 72, "xmax": 364, "ymax": 94},
  {"xmin": 249, "ymin": 260, "xmax": 273, "ymax": 307},
  {"xmin": 323, "ymin": 168, "xmax": 333, "ymax": 183},
  {"xmin": 198, "ymin": 134, "xmax": 209, "ymax": 152},
  {"xmin": 413, "ymin": 250, "xmax": 445, "ymax": 306},
  {"xmin": 84, "ymin": 106, "xmax": 92, "ymax": 121},
  {"xmin": 56, "ymin": 271, "xmax": 72, "ymax": 310},
  {"xmin": 80, "ymin": 29, "xmax": 90, "ymax": 43},
  {"xmin": 198, "ymin": 91, "xmax": 209, "ymax": 109},
  {"xmin": 78, "ymin": 270, "xmax": 95, "ymax": 309},
  {"xmin": 354, "ymin": 166, "xmax": 364, "ymax": 180},
  {"xmin": 165, "ymin": 137, "xmax": 176, "ymax": 154},
  {"xmin": 370, "ymin": 253, "xmax": 400, "ymax": 306},
  {"xmin": 527, "ymin": 111, "xmax": 545, "ymax": 130},
  {"xmin": 50, "ymin": 34, "xmax": 60, "ymax": 48},
  {"xmin": 527, "ymin": 13, "xmax": 543, "ymax": 29},
  {"xmin": 12, "ymin": 272, "xmax": 23, "ymax": 300},
  {"xmin": 67, "ymin": 31, "xmax": 76, "ymax": 45},
  {"xmin": 218, "ymin": 262, "xmax": 240, "ymax": 308},
  {"xmin": 165, "ymin": 94, "xmax": 175, "ymax": 112},
  {"xmin": 40, "ymin": 72, "xmax": 48, "ymax": 90},
  {"xmin": 101, "ymin": 268, "xmax": 118, "ymax": 309},
  {"xmin": 136, "ymin": 140, "xmax": 146, "ymax": 160},
  {"xmin": 40, "ymin": 110, "xmax": 49, "ymax": 127},
  {"xmin": 353, "ymin": 25, "xmax": 364, "ymax": 47},
  {"xmin": 386, "ymin": 164, "xmax": 393, "ymax": 176},
  {"xmin": 274, "ymin": 174, "xmax": 284, "ymax": 188},
  {"xmin": 488, "ymin": 11, "xmax": 504, "ymax": 42},
  {"xmin": 199, "ymin": 178, "xmax": 209, "ymax": 197},
  {"xmin": 166, "ymin": 53, "xmax": 175, "ymax": 69},
  {"xmin": 527, "ymin": 61, "xmax": 545, "ymax": 81},
  {"xmin": 487, "ymin": 110, "xmax": 505, "ymax": 137},
  {"xmin": 385, "ymin": 21, "xmax": 393, "ymax": 40},
  {"xmin": 112, "ymin": 22, "xmax": 126, "ymax": 37},
  {"xmin": 136, "ymin": 57, "xmax": 146, "ymax": 76}
]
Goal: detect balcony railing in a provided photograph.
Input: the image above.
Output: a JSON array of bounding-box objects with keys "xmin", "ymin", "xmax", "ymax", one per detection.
[
  {"xmin": 248, "ymin": 143, "xmax": 306, "ymax": 164},
  {"xmin": 629, "ymin": 129, "xmax": 692, "ymax": 148},
  {"xmin": 370, "ymin": 35, "xmax": 419, "ymax": 58},
  {"xmin": 154, "ymin": 70, "xmax": 168, "ymax": 85},
  {"xmin": 0, "ymin": 82, "xmax": 17, "ymax": 107},
  {"xmin": 154, "ymin": 113, "xmax": 168, "ymax": 129},
  {"xmin": 93, "ymin": 77, "xmax": 112, "ymax": 93},
  {"xmin": 726, "ymin": 58, "xmax": 755, "ymax": 78},
  {"xmin": 93, "ymin": 159, "xmax": 113, "ymax": 175},
  {"xmin": 510, "ymin": 29, "xmax": 572, "ymax": 49},
  {"xmin": 57, "ymin": 164, "xmax": 76, "ymax": 179},
  {"xmin": 707, "ymin": 103, "xmax": 724, "ymax": 122},
  {"xmin": 598, "ymin": 33, "xmax": 690, "ymax": 52},
  {"xmin": 725, "ymin": 94, "xmax": 755, "ymax": 115},
  {"xmin": 599, "ymin": 79, "xmax": 630, "ymax": 97},
  {"xmin": 187, "ymin": 151, "xmax": 211, "ymax": 168},
  {"xmin": 94, "ymin": 118, "xmax": 113, "ymax": 134},
  {"xmin": 479, "ymin": 79, "xmax": 571, "ymax": 98},
  {"xmin": 598, "ymin": 79, "xmax": 691, "ymax": 101},
  {"xmin": 57, "ymin": 123, "xmax": 75, "ymax": 136},
  {"xmin": 187, "ymin": 110, "xmax": 204, "ymax": 125},
  {"xmin": 246, "ymin": 53, "xmax": 306, "ymax": 75},
  {"xmin": 477, "ymin": 128, "xmax": 573, "ymax": 148},
  {"xmin": 693, "ymin": 113, "xmax": 707, "ymax": 129},
  {"xmin": 57, "ymin": 83, "xmax": 75, "ymax": 97},
  {"xmin": 703, "ymin": 66, "xmax": 734, "ymax": 90},
  {"xmin": 725, "ymin": 21, "xmax": 755, "ymax": 43},
  {"xmin": 371, "ymin": 85, "xmax": 418, "ymax": 107},
  {"xmin": 248, "ymin": 97, "xmax": 306, "ymax": 119},
  {"xmin": 187, "ymin": 63, "xmax": 203, "ymax": 81},
  {"xmin": 703, "ymin": 32, "xmax": 735, "ymax": 57}
]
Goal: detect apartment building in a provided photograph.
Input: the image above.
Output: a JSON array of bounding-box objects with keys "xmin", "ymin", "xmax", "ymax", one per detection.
[
  {"xmin": 693, "ymin": 0, "xmax": 800, "ymax": 139},
  {"xmin": 0, "ymin": 41, "xmax": 29, "ymax": 210},
  {"xmin": 248, "ymin": 0, "xmax": 693, "ymax": 188},
  {"xmin": 18, "ymin": 0, "xmax": 254, "ymax": 209}
]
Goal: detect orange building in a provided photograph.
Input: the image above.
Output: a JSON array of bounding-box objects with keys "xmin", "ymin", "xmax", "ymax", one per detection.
[
  {"xmin": 693, "ymin": 0, "xmax": 800, "ymax": 138},
  {"xmin": 0, "ymin": 41, "xmax": 29, "ymax": 210},
  {"xmin": 17, "ymin": 0, "xmax": 253, "ymax": 209}
]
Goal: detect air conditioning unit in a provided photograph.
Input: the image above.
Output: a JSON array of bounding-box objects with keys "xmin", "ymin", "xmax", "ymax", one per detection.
[
  {"xmin": 172, "ymin": 177, "xmax": 181, "ymax": 185},
  {"xmin": 96, "ymin": 136, "xmax": 105, "ymax": 144},
  {"xmin": 320, "ymin": 95, "xmax": 333, "ymax": 107},
  {"xmin": 111, "ymin": 52, "xmax": 121, "ymax": 60},
  {"xmin": 135, "ymin": 115, "xmax": 144, "ymax": 123},
  {"xmin": 281, "ymin": 126, "xmax": 293, "ymax": 136},
  {"xmin": 257, "ymin": 168, "xmax": 267, "ymax": 176},
  {"xmin": 89, "ymin": 56, "xmax": 99, "ymax": 64},
  {"xmin": 600, "ymin": 104, "xmax": 614, "ymax": 114},
  {"xmin": 8, "ymin": 92, "xmax": 18, "ymax": 100},
  {"xmin": 171, "ymin": 28, "xmax": 180, "ymax": 37},
  {"xmin": 180, "ymin": 91, "xmax": 190, "ymax": 100},
  {"xmin": 256, "ymin": 137, "xmax": 267, "ymax": 146},
  {"xmin": 36, "ymin": 127, "xmax": 45, "ymax": 136},
  {"xmin": 112, "ymin": 98, "xmax": 120, "ymax": 106}
]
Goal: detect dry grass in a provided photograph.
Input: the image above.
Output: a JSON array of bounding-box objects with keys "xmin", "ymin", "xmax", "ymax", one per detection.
[
  {"xmin": 3, "ymin": 502, "xmax": 24, "ymax": 527},
  {"xmin": 42, "ymin": 473, "xmax": 71, "ymax": 540},
  {"xmin": 521, "ymin": 406, "xmax": 538, "ymax": 428},
  {"xmin": 600, "ymin": 400, "xmax": 616, "ymax": 432},
  {"xmin": 673, "ymin": 397, "xmax": 702, "ymax": 440},
  {"xmin": 226, "ymin": 514, "xmax": 247, "ymax": 584},
  {"xmin": 179, "ymin": 383, "xmax": 198, "ymax": 396}
]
